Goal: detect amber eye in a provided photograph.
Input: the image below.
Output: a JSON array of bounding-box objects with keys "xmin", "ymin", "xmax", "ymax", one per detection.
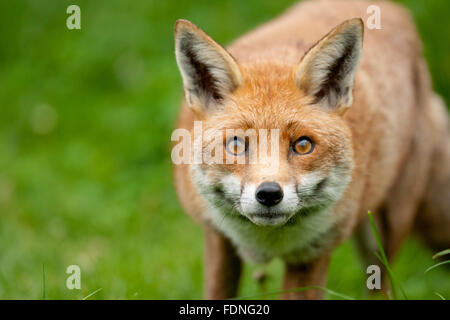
[
  {"xmin": 226, "ymin": 136, "xmax": 247, "ymax": 156},
  {"xmin": 293, "ymin": 137, "xmax": 314, "ymax": 155}
]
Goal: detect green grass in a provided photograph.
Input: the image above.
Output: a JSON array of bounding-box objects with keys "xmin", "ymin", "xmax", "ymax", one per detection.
[
  {"xmin": 41, "ymin": 264, "xmax": 46, "ymax": 300},
  {"xmin": 367, "ymin": 211, "xmax": 406, "ymax": 300},
  {"xmin": 0, "ymin": 0, "xmax": 449, "ymax": 299}
]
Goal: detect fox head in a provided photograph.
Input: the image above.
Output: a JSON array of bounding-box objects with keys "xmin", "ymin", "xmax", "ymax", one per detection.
[{"xmin": 174, "ymin": 18, "xmax": 363, "ymax": 227}]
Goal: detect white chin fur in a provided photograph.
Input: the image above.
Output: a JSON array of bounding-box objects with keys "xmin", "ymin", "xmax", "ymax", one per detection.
[{"xmin": 192, "ymin": 169, "xmax": 349, "ymax": 264}]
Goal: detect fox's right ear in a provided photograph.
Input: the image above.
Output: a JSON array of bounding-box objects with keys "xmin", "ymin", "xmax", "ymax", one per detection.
[
  {"xmin": 295, "ymin": 18, "xmax": 364, "ymax": 114},
  {"xmin": 174, "ymin": 19, "xmax": 242, "ymax": 113}
]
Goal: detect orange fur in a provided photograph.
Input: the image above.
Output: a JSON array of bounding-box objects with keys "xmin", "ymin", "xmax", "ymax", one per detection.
[{"xmin": 173, "ymin": 0, "xmax": 450, "ymax": 299}]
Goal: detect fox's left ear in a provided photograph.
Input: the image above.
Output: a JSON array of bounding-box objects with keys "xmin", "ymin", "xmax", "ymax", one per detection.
[
  {"xmin": 175, "ymin": 19, "xmax": 242, "ymax": 113},
  {"xmin": 295, "ymin": 18, "xmax": 364, "ymax": 113}
]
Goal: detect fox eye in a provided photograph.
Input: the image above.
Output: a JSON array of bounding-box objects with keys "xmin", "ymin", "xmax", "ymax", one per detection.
[
  {"xmin": 293, "ymin": 136, "xmax": 314, "ymax": 155},
  {"xmin": 226, "ymin": 136, "xmax": 247, "ymax": 156}
]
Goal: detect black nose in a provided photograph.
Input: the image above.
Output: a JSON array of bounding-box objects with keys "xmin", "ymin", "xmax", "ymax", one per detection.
[{"xmin": 255, "ymin": 182, "xmax": 283, "ymax": 207}]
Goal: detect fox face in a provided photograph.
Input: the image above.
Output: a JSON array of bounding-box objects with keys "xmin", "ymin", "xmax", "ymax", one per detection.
[{"xmin": 175, "ymin": 19, "xmax": 363, "ymax": 228}]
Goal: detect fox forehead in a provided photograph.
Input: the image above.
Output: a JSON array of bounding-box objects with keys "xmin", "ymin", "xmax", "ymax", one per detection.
[
  {"xmin": 201, "ymin": 69, "xmax": 350, "ymax": 146},
  {"xmin": 201, "ymin": 62, "xmax": 340, "ymax": 130},
  {"xmin": 230, "ymin": 62, "xmax": 312, "ymax": 120}
]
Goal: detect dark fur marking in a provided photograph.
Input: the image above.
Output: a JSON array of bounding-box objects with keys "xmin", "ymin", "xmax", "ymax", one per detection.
[
  {"xmin": 314, "ymin": 177, "xmax": 328, "ymax": 194},
  {"xmin": 313, "ymin": 35, "xmax": 357, "ymax": 106},
  {"xmin": 180, "ymin": 33, "xmax": 223, "ymax": 103}
]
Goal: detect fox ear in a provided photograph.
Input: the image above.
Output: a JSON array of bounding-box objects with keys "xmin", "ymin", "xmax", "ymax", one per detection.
[
  {"xmin": 295, "ymin": 18, "xmax": 364, "ymax": 113},
  {"xmin": 175, "ymin": 19, "xmax": 242, "ymax": 112}
]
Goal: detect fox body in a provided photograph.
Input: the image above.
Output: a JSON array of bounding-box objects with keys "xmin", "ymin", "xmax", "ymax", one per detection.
[{"xmin": 173, "ymin": 0, "xmax": 450, "ymax": 299}]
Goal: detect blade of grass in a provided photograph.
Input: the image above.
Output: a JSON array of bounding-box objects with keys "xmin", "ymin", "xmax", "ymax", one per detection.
[
  {"xmin": 82, "ymin": 288, "xmax": 103, "ymax": 300},
  {"xmin": 367, "ymin": 211, "xmax": 407, "ymax": 300},
  {"xmin": 373, "ymin": 252, "xmax": 408, "ymax": 300},
  {"xmin": 432, "ymin": 249, "xmax": 450, "ymax": 260},
  {"xmin": 425, "ymin": 260, "xmax": 450, "ymax": 273},
  {"xmin": 434, "ymin": 292, "xmax": 446, "ymax": 300},
  {"xmin": 368, "ymin": 211, "xmax": 397, "ymax": 299},
  {"xmin": 42, "ymin": 264, "xmax": 46, "ymax": 300}
]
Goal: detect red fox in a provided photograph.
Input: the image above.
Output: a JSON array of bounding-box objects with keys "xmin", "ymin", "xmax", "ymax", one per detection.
[{"xmin": 173, "ymin": 0, "xmax": 450, "ymax": 299}]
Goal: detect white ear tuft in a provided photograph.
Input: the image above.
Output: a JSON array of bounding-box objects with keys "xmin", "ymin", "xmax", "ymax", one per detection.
[
  {"xmin": 174, "ymin": 19, "xmax": 242, "ymax": 112},
  {"xmin": 295, "ymin": 18, "xmax": 364, "ymax": 112}
]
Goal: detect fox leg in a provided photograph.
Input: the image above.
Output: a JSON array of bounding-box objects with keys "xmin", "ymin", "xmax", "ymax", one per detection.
[
  {"xmin": 281, "ymin": 254, "xmax": 330, "ymax": 300},
  {"xmin": 415, "ymin": 95, "xmax": 450, "ymax": 252},
  {"xmin": 363, "ymin": 95, "xmax": 446, "ymax": 296},
  {"xmin": 203, "ymin": 224, "xmax": 242, "ymax": 299},
  {"xmin": 354, "ymin": 109, "xmax": 433, "ymax": 295},
  {"xmin": 384, "ymin": 103, "xmax": 435, "ymax": 262},
  {"xmin": 375, "ymin": 120, "xmax": 432, "ymax": 294},
  {"xmin": 415, "ymin": 146, "xmax": 450, "ymax": 252}
]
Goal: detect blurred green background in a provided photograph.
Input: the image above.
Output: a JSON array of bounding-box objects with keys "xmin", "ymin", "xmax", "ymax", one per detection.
[{"xmin": 0, "ymin": 0, "xmax": 448, "ymax": 299}]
